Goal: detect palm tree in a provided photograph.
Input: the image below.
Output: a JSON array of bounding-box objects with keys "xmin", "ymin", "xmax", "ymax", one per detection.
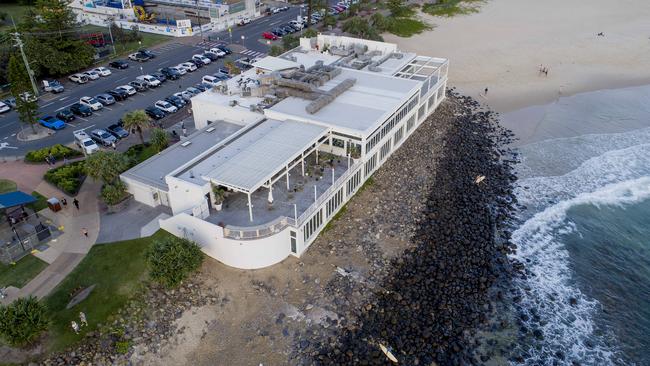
[{"xmin": 121, "ymin": 110, "xmax": 151, "ymax": 146}]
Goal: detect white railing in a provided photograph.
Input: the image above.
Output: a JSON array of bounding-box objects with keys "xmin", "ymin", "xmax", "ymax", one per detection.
[
  {"xmin": 297, "ymin": 160, "xmax": 363, "ymax": 224},
  {"xmin": 223, "ymin": 216, "xmax": 297, "ymax": 240}
]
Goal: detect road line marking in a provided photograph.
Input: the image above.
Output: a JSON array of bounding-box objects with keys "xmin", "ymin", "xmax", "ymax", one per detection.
[
  {"xmin": 66, "ymin": 122, "xmax": 77, "ymax": 127},
  {"xmin": 94, "ymin": 112, "xmax": 102, "ymax": 116},
  {"xmin": 104, "ymin": 107, "xmax": 113, "ymax": 111},
  {"xmin": 55, "ymin": 102, "xmax": 76, "ymax": 111},
  {"xmin": 115, "ymin": 76, "xmax": 127, "ymax": 82},
  {"xmin": 42, "ymin": 102, "xmax": 55, "ymax": 108},
  {"xmin": 79, "ymin": 117, "xmax": 89, "ymax": 122},
  {"xmin": 59, "ymin": 96, "xmax": 69, "ymax": 101},
  {"xmin": 11, "ymin": 133, "xmax": 16, "ymax": 137},
  {"xmin": 159, "ymin": 60, "xmax": 170, "ymax": 66},
  {"xmin": 79, "ymin": 124, "xmax": 95, "ymax": 131},
  {"xmin": 3, "ymin": 137, "xmax": 7, "ymax": 140}
]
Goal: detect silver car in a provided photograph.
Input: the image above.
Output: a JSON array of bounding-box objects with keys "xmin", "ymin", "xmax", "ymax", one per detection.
[{"xmin": 90, "ymin": 129, "xmax": 117, "ymax": 147}]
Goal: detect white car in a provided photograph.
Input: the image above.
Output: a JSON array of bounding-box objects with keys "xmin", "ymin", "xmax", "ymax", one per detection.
[
  {"xmin": 83, "ymin": 70, "xmax": 100, "ymax": 80},
  {"xmin": 170, "ymin": 66, "xmax": 186, "ymax": 75},
  {"xmin": 154, "ymin": 100, "xmax": 178, "ymax": 113},
  {"xmin": 192, "ymin": 54, "xmax": 211, "ymax": 64},
  {"xmin": 80, "ymin": 96, "xmax": 103, "ymax": 111},
  {"xmin": 93, "ymin": 66, "xmax": 112, "ymax": 77},
  {"xmin": 69, "ymin": 73, "xmax": 88, "ymax": 84},
  {"xmin": 179, "ymin": 62, "xmax": 197, "ymax": 72},
  {"xmin": 74, "ymin": 130, "xmax": 99, "ymax": 155},
  {"xmin": 136, "ymin": 74, "xmax": 161, "ymax": 88},
  {"xmin": 208, "ymin": 48, "xmax": 226, "ymax": 57},
  {"xmin": 116, "ymin": 85, "xmax": 136, "ymax": 96},
  {"xmin": 0, "ymin": 101, "xmax": 10, "ymax": 113},
  {"xmin": 174, "ymin": 91, "xmax": 193, "ymax": 102}
]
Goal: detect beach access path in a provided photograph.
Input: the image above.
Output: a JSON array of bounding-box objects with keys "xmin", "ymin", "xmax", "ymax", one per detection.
[{"xmin": 386, "ymin": 0, "xmax": 650, "ymax": 114}]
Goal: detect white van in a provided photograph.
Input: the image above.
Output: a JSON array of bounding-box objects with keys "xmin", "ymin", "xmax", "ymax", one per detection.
[
  {"xmin": 201, "ymin": 75, "xmax": 220, "ymax": 87},
  {"xmin": 136, "ymin": 75, "xmax": 161, "ymax": 88}
]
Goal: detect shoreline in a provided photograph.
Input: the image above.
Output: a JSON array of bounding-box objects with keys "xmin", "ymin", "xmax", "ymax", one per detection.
[{"xmin": 385, "ymin": 0, "xmax": 650, "ymax": 114}]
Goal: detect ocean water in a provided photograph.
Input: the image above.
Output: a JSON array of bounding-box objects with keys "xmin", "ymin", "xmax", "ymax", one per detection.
[{"xmin": 504, "ymin": 86, "xmax": 650, "ymax": 365}]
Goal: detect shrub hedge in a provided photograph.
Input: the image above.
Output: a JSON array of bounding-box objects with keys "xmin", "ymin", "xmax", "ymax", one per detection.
[
  {"xmin": 146, "ymin": 236, "xmax": 203, "ymax": 288},
  {"xmin": 44, "ymin": 161, "xmax": 86, "ymax": 195},
  {"xmin": 0, "ymin": 296, "xmax": 49, "ymax": 347},
  {"xmin": 25, "ymin": 144, "xmax": 82, "ymax": 163}
]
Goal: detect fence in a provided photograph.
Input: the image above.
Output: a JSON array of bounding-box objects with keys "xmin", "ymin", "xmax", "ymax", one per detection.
[
  {"xmin": 223, "ymin": 215, "xmax": 296, "ymax": 240},
  {"xmin": 1, "ymin": 213, "xmax": 55, "ymax": 264}
]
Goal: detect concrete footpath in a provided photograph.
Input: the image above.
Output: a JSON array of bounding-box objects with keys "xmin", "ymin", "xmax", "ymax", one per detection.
[{"xmin": 0, "ymin": 162, "xmax": 101, "ymax": 304}]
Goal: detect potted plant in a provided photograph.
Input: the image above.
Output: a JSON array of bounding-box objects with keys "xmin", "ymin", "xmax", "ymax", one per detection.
[{"xmin": 212, "ymin": 185, "xmax": 226, "ymax": 211}]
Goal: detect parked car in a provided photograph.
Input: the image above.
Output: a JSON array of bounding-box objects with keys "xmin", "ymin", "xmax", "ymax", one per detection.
[
  {"xmin": 185, "ymin": 87, "xmax": 201, "ymax": 96},
  {"xmin": 180, "ymin": 62, "xmax": 197, "ymax": 72},
  {"xmin": 138, "ymin": 49, "xmax": 156, "ymax": 59},
  {"xmin": 144, "ymin": 106, "xmax": 165, "ymax": 120},
  {"xmin": 128, "ymin": 52, "xmax": 150, "ymax": 62},
  {"xmin": 289, "ymin": 20, "xmax": 304, "ymax": 30},
  {"xmin": 106, "ymin": 123, "xmax": 129, "ymax": 139},
  {"xmin": 95, "ymin": 93, "xmax": 116, "ymax": 106},
  {"xmin": 0, "ymin": 101, "xmax": 10, "ymax": 114},
  {"xmin": 262, "ymin": 31, "xmax": 278, "ymax": 40},
  {"xmin": 202, "ymin": 52, "xmax": 219, "ymax": 61},
  {"xmin": 159, "ymin": 67, "xmax": 181, "ymax": 80},
  {"xmin": 70, "ymin": 103, "xmax": 93, "ymax": 117},
  {"xmin": 154, "ymin": 100, "xmax": 178, "ymax": 113},
  {"xmin": 90, "ymin": 129, "xmax": 117, "ymax": 146},
  {"xmin": 116, "ymin": 85, "xmax": 137, "ymax": 95},
  {"xmin": 208, "ymin": 48, "xmax": 227, "ymax": 57},
  {"xmin": 216, "ymin": 67, "xmax": 230, "ymax": 76},
  {"xmin": 271, "ymin": 28, "xmax": 285, "ymax": 37},
  {"xmin": 173, "ymin": 91, "xmax": 192, "ymax": 102},
  {"xmin": 56, "ymin": 108, "xmax": 75, "ymax": 122},
  {"xmin": 215, "ymin": 44, "xmax": 232, "ymax": 54},
  {"xmin": 169, "ymin": 66, "xmax": 186, "ymax": 76},
  {"xmin": 192, "ymin": 54, "xmax": 211, "ymax": 65},
  {"xmin": 187, "ymin": 58, "xmax": 204, "ymax": 68},
  {"xmin": 2, "ymin": 97, "xmax": 16, "ymax": 109},
  {"xmin": 271, "ymin": 7, "xmax": 280, "ymax": 14},
  {"xmin": 93, "ymin": 66, "xmax": 112, "ymax": 76},
  {"xmin": 107, "ymin": 89, "xmax": 129, "ymax": 101},
  {"xmin": 128, "ymin": 80, "xmax": 149, "ymax": 92},
  {"xmin": 279, "ymin": 5, "xmax": 289, "ymax": 11},
  {"xmin": 151, "ymin": 72, "xmax": 167, "ymax": 83},
  {"xmin": 43, "ymin": 80, "xmax": 64, "ymax": 93},
  {"xmin": 194, "ymin": 83, "xmax": 209, "ymax": 92},
  {"xmin": 165, "ymin": 95, "xmax": 186, "ymax": 108},
  {"xmin": 80, "ymin": 96, "xmax": 103, "ymax": 111},
  {"xmin": 69, "ymin": 73, "xmax": 88, "ymax": 84},
  {"xmin": 19, "ymin": 92, "xmax": 37, "ymax": 103},
  {"xmin": 109, "ymin": 60, "xmax": 129, "ymax": 69},
  {"xmin": 82, "ymin": 70, "xmax": 100, "ymax": 80},
  {"xmin": 136, "ymin": 74, "xmax": 161, "ymax": 88},
  {"xmin": 38, "ymin": 115, "xmax": 65, "ymax": 130},
  {"xmin": 201, "ymin": 75, "xmax": 220, "ymax": 87},
  {"xmin": 74, "ymin": 130, "xmax": 99, "ymax": 155}
]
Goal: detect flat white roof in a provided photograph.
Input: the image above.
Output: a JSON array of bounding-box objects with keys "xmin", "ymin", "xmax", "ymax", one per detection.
[
  {"xmin": 177, "ymin": 119, "xmax": 327, "ymax": 192},
  {"xmin": 252, "ymin": 56, "xmax": 300, "ymax": 72},
  {"xmin": 267, "ymin": 68, "xmax": 420, "ymax": 136}
]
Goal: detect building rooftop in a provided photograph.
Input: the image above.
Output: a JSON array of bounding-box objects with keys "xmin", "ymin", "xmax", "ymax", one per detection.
[
  {"xmin": 122, "ymin": 121, "xmax": 242, "ymax": 190},
  {"xmin": 266, "ymin": 68, "xmax": 420, "ymax": 136}
]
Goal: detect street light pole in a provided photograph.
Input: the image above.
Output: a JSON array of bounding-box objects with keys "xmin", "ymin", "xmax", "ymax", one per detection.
[
  {"xmin": 195, "ymin": 0, "xmax": 204, "ymax": 40},
  {"xmin": 106, "ymin": 18, "xmax": 117, "ymax": 56},
  {"xmin": 10, "ymin": 17, "xmax": 38, "ymax": 97}
]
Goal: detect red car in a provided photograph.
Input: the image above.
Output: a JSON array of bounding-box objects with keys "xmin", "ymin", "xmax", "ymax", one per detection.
[{"xmin": 262, "ymin": 32, "xmax": 278, "ymax": 40}]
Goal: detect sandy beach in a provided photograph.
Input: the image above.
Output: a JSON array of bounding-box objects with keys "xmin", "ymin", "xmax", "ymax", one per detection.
[{"xmin": 385, "ymin": 0, "xmax": 650, "ymax": 114}]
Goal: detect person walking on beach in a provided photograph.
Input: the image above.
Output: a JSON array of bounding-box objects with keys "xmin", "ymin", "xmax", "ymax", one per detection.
[
  {"xmin": 79, "ymin": 312, "xmax": 88, "ymax": 327},
  {"xmin": 73, "ymin": 198, "xmax": 79, "ymax": 210},
  {"xmin": 81, "ymin": 228, "xmax": 88, "ymax": 238},
  {"xmin": 484, "ymin": 87, "xmax": 489, "ymax": 96}
]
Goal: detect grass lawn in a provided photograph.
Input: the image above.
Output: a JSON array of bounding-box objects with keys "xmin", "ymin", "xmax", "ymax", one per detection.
[
  {"xmin": 387, "ymin": 17, "xmax": 431, "ymax": 37},
  {"xmin": 43, "ymin": 230, "xmax": 173, "ymax": 352},
  {"xmin": 422, "ymin": 0, "xmax": 483, "ymax": 17},
  {"xmin": 79, "ymin": 25, "xmax": 171, "ymax": 59},
  {"xmin": 0, "ymin": 255, "xmax": 48, "ymax": 288},
  {"xmin": 29, "ymin": 191, "xmax": 48, "ymax": 212},
  {"xmin": 0, "ymin": 179, "xmax": 17, "ymax": 194}
]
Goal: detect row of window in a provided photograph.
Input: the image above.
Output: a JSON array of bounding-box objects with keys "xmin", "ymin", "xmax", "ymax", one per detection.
[
  {"xmin": 346, "ymin": 169, "xmax": 362, "ymax": 195},
  {"xmin": 303, "ymin": 209, "xmax": 323, "ymax": 242},
  {"xmin": 394, "ymin": 125, "xmax": 404, "ymax": 145},
  {"xmin": 365, "ymin": 94, "xmax": 419, "ymax": 153},
  {"xmin": 326, "ymin": 188, "xmax": 344, "ymax": 217},
  {"xmin": 364, "ymin": 153, "xmax": 378, "ymax": 177},
  {"xmin": 380, "ymin": 139, "xmax": 392, "ymax": 161},
  {"xmin": 407, "ymin": 115, "xmax": 415, "ymax": 132}
]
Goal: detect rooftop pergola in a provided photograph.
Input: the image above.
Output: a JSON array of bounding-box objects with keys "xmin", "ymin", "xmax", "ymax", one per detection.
[
  {"xmin": 201, "ymin": 120, "xmax": 330, "ymax": 222},
  {"xmin": 394, "ymin": 56, "xmax": 447, "ymax": 81}
]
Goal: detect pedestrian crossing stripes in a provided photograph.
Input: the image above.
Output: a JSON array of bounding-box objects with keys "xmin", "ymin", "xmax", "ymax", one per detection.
[
  {"xmin": 196, "ymin": 40, "xmax": 223, "ymax": 49},
  {"xmin": 155, "ymin": 42, "xmax": 185, "ymax": 53},
  {"xmin": 240, "ymin": 49, "xmax": 267, "ymax": 58}
]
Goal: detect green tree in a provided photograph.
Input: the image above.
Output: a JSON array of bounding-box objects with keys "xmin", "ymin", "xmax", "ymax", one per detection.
[
  {"xmin": 146, "ymin": 237, "xmax": 204, "ymax": 288},
  {"xmin": 101, "ymin": 181, "xmax": 127, "ymax": 205},
  {"xmin": 84, "ymin": 151, "xmax": 129, "ymax": 185},
  {"xmin": 8, "ymin": 55, "xmax": 39, "ymax": 134},
  {"xmin": 149, "ymin": 128, "xmax": 169, "ymax": 153},
  {"xmin": 268, "ymin": 45, "xmax": 284, "ymax": 56},
  {"xmin": 121, "ymin": 110, "xmax": 151, "ymax": 146},
  {"xmin": 20, "ymin": 0, "xmax": 95, "ymax": 77},
  {"xmin": 303, "ymin": 28, "xmax": 318, "ymax": 38},
  {"xmin": 371, "ymin": 12, "xmax": 390, "ymax": 31},
  {"xmin": 0, "ymin": 296, "xmax": 49, "ymax": 347},
  {"xmin": 282, "ymin": 35, "xmax": 299, "ymax": 51}
]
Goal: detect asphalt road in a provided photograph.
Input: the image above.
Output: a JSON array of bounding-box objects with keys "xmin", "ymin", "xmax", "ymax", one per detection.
[{"xmin": 0, "ymin": 5, "xmax": 309, "ymax": 157}]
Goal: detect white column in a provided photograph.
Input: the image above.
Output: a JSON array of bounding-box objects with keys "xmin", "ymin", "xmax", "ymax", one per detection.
[
  {"xmin": 347, "ymin": 153, "xmax": 351, "ymax": 168},
  {"xmin": 313, "ymin": 185, "xmax": 317, "ymax": 202},
  {"xmin": 293, "ymin": 203, "xmax": 297, "ymax": 223},
  {"xmin": 301, "ymin": 154, "xmax": 305, "ymax": 176},
  {"xmin": 286, "ymin": 167, "xmax": 290, "ymax": 190},
  {"xmin": 247, "ymin": 193, "xmax": 253, "ymax": 222},
  {"xmin": 331, "ymin": 167, "xmax": 335, "ymax": 185},
  {"xmin": 267, "ymin": 184, "xmax": 274, "ymax": 204},
  {"xmin": 316, "ymin": 149, "xmax": 319, "ymax": 165}
]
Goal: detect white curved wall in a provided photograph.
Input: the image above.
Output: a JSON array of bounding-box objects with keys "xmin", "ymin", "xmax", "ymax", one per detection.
[{"xmin": 159, "ymin": 213, "xmax": 292, "ymax": 269}]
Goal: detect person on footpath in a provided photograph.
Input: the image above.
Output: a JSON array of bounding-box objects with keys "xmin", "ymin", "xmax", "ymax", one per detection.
[
  {"xmin": 73, "ymin": 198, "xmax": 80, "ymax": 210},
  {"xmin": 81, "ymin": 228, "xmax": 88, "ymax": 238},
  {"xmin": 61, "ymin": 198, "xmax": 67, "ymax": 208},
  {"xmin": 71, "ymin": 321, "xmax": 80, "ymax": 334}
]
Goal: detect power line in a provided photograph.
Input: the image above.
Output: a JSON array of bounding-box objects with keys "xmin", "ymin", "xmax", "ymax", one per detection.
[{"xmin": 10, "ymin": 16, "xmax": 39, "ymax": 97}]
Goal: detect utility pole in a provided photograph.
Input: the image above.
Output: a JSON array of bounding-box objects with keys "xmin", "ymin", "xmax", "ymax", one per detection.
[
  {"xmin": 195, "ymin": 0, "xmax": 204, "ymax": 40},
  {"xmin": 106, "ymin": 17, "xmax": 117, "ymax": 56},
  {"xmin": 11, "ymin": 17, "xmax": 39, "ymax": 97}
]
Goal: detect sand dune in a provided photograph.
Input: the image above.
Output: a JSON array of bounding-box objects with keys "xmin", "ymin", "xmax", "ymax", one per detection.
[{"xmin": 385, "ymin": 0, "xmax": 650, "ymax": 113}]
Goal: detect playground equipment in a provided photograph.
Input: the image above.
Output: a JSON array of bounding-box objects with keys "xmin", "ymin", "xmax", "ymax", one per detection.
[{"xmin": 133, "ymin": 5, "xmax": 156, "ymax": 22}]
